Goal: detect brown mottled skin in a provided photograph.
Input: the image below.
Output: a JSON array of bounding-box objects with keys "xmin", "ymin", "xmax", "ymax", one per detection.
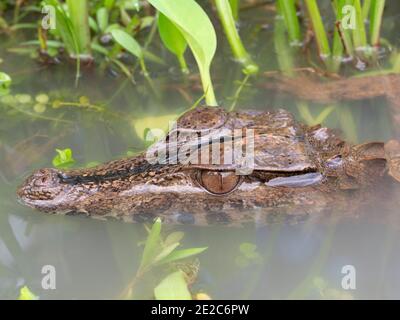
[{"xmin": 17, "ymin": 107, "xmax": 400, "ymax": 226}]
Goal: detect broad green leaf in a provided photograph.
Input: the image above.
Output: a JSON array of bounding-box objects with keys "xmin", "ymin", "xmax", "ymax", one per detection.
[
  {"xmin": 52, "ymin": 148, "xmax": 75, "ymax": 168},
  {"xmin": 148, "ymin": 0, "xmax": 217, "ymax": 105},
  {"xmin": 158, "ymin": 13, "xmax": 187, "ymax": 58},
  {"xmin": 18, "ymin": 286, "xmax": 38, "ymax": 300},
  {"xmin": 96, "ymin": 7, "xmax": 109, "ymax": 32},
  {"xmin": 157, "ymin": 247, "xmax": 207, "ymax": 265},
  {"xmin": 111, "ymin": 29, "xmax": 143, "ymax": 59},
  {"xmin": 154, "ymin": 271, "xmax": 192, "ymax": 300},
  {"xmin": 139, "ymin": 218, "xmax": 162, "ymax": 271}
]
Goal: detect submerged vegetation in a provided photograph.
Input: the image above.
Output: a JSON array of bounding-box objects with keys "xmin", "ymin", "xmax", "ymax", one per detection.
[{"xmin": 1, "ymin": 0, "xmax": 399, "ymax": 300}]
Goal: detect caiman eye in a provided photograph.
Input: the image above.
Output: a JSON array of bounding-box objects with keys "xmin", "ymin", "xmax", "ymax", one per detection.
[{"xmin": 197, "ymin": 170, "xmax": 241, "ymax": 195}]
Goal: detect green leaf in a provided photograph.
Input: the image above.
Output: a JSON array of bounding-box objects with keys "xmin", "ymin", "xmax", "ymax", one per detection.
[
  {"xmin": 0, "ymin": 72, "xmax": 11, "ymax": 96},
  {"xmin": 0, "ymin": 72, "xmax": 12, "ymax": 89},
  {"xmin": 164, "ymin": 231, "xmax": 185, "ymax": 246},
  {"xmin": 111, "ymin": 29, "xmax": 143, "ymax": 59},
  {"xmin": 52, "ymin": 148, "xmax": 76, "ymax": 168},
  {"xmin": 96, "ymin": 7, "xmax": 109, "ymax": 32},
  {"xmin": 18, "ymin": 286, "xmax": 38, "ymax": 300},
  {"xmin": 138, "ymin": 218, "xmax": 162, "ymax": 272},
  {"xmin": 154, "ymin": 271, "xmax": 192, "ymax": 300},
  {"xmin": 43, "ymin": 0, "xmax": 78, "ymax": 55},
  {"xmin": 153, "ymin": 242, "xmax": 181, "ymax": 263},
  {"xmin": 157, "ymin": 247, "xmax": 207, "ymax": 265},
  {"xmin": 158, "ymin": 13, "xmax": 187, "ymax": 59},
  {"xmin": 148, "ymin": 0, "xmax": 217, "ymax": 106}
]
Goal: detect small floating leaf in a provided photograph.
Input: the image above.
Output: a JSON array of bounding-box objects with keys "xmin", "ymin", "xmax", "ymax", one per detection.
[
  {"xmin": 15, "ymin": 94, "xmax": 32, "ymax": 104},
  {"xmin": 35, "ymin": 94, "xmax": 49, "ymax": 104},
  {"xmin": 33, "ymin": 103, "xmax": 47, "ymax": 113},
  {"xmin": 0, "ymin": 72, "xmax": 12, "ymax": 92},
  {"xmin": 52, "ymin": 148, "xmax": 76, "ymax": 168},
  {"xmin": 52, "ymin": 100, "xmax": 62, "ymax": 109},
  {"xmin": 154, "ymin": 271, "xmax": 192, "ymax": 300},
  {"xmin": 79, "ymin": 96, "xmax": 90, "ymax": 106},
  {"xmin": 0, "ymin": 95, "xmax": 16, "ymax": 105},
  {"xmin": 18, "ymin": 286, "xmax": 38, "ymax": 300}
]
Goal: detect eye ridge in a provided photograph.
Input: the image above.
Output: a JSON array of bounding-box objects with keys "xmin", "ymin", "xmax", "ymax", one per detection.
[{"xmin": 197, "ymin": 170, "xmax": 242, "ymax": 195}]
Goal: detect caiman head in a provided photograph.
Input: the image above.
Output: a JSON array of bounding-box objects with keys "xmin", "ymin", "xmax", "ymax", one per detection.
[
  {"xmin": 17, "ymin": 107, "xmax": 400, "ymax": 226},
  {"xmin": 17, "ymin": 168, "xmax": 79, "ymax": 213}
]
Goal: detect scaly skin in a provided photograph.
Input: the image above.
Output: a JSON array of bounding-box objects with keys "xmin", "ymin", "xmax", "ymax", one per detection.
[{"xmin": 16, "ymin": 107, "xmax": 400, "ymax": 226}]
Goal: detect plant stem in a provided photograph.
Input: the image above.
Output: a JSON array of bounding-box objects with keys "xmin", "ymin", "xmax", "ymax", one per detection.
[
  {"xmin": 274, "ymin": 11, "xmax": 313, "ymax": 125},
  {"xmin": 214, "ymin": 0, "xmax": 258, "ymax": 74},
  {"xmin": 66, "ymin": 0, "xmax": 92, "ymax": 58},
  {"xmin": 392, "ymin": 53, "xmax": 400, "ymax": 73},
  {"xmin": 304, "ymin": 0, "xmax": 331, "ymax": 59},
  {"xmin": 177, "ymin": 54, "xmax": 189, "ymax": 74},
  {"xmin": 370, "ymin": 0, "xmax": 386, "ymax": 47},
  {"xmin": 331, "ymin": 0, "xmax": 345, "ymax": 72},
  {"xmin": 229, "ymin": 0, "xmax": 240, "ymax": 21},
  {"xmin": 362, "ymin": 0, "xmax": 372, "ymax": 20},
  {"xmin": 277, "ymin": 0, "xmax": 302, "ymax": 45},
  {"xmin": 335, "ymin": 0, "xmax": 355, "ymax": 57},
  {"xmin": 202, "ymin": 68, "xmax": 218, "ymax": 106},
  {"xmin": 274, "ymin": 14, "xmax": 295, "ymax": 76},
  {"xmin": 229, "ymin": 73, "xmax": 250, "ymax": 111},
  {"xmin": 352, "ymin": 0, "xmax": 368, "ymax": 52}
]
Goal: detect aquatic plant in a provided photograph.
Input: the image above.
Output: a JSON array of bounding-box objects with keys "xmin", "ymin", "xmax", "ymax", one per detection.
[
  {"xmin": 154, "ymin": 270, "xmax": 192, "ymax": 300},
  {"xmin": 148, "ymin": 0, "xmax": 218, "ymax": 106},
  {"xmin": 278, "ymin": 0, "xmax": 387, "ymax": 72},
  {"xmin": 121, "ymin": 218, "xmax": 207, "ymax": 299},
  {"xmin": 214, "ymin": 0, "xmax": 259, "ymax": 74},
  {"xmin": 43, "ymin": 0, "xmax": 92, "ymax": 60},
  {"xmin": 0, "ymin": 71, "xmax": 12, "ymax": 96},
  {"xmin": 18, "ymin": 286, "xmax": 39, "ymax": 300},
  {"xmin": 52, "ymin": 148, "xmax": 76, "ymax": 168},
  {"xmin": 157, "ymin": 12, "xmax": 189, "ymax": 74}
]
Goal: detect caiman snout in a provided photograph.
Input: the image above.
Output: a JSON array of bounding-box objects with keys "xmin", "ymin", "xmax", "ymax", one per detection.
[{"xmin": 17, "ymin": 168, "xmax": 65, "ymax": 208}]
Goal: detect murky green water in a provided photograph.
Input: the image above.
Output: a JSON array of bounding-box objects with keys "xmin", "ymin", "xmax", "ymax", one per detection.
[{"xmin": 1, "ymin": 3, "xmax": 400, "ymax": 299}]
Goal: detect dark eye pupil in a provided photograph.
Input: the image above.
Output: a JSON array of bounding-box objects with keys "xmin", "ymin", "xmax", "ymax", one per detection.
[{"xmin": 199, "ymin": 171, "xmax": 240, "ymax": 195}]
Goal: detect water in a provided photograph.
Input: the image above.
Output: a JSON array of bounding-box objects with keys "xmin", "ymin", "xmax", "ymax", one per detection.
[{"xmin": 1, "ymin": 3, "xmax": 400, "ymax": 299}]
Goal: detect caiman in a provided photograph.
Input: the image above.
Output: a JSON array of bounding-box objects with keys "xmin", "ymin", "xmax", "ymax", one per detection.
[{"xmin": 17, "ymin": 107, "xmax": 400, "ymax": 226}]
